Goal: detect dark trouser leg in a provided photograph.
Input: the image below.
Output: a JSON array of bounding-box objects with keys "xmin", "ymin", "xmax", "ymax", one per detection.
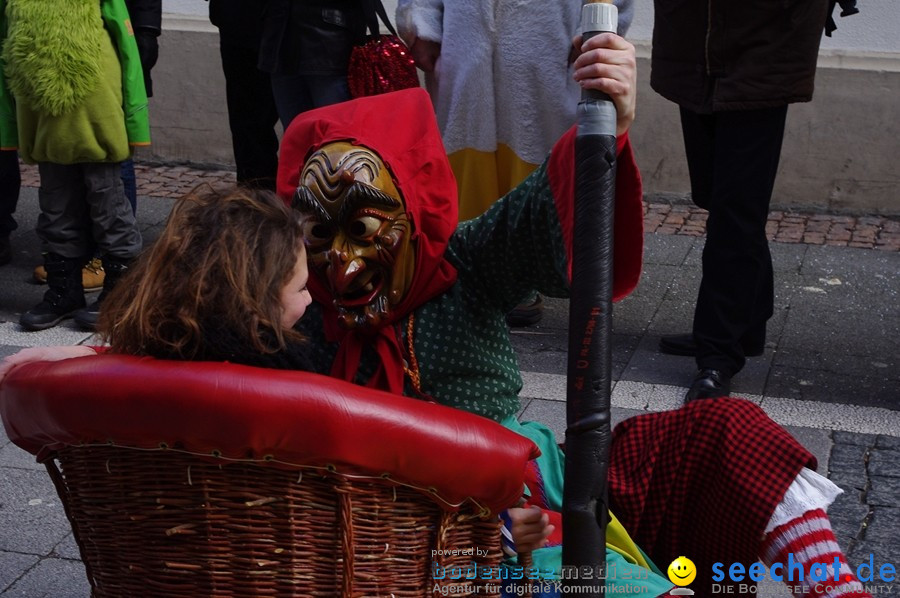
[
  {"xmin": 679, "ymin": 107, "xmax": 715, "ymax": 211},
  {"xmin": 0, "ymin": 150, "xmax": 20, "ymax": 236},
  {"xmin": 0, "ymin": 150, "xmax": 20, "ymax": 264},
  {"xmin": 219, "ymin": 36, "xmax": 279, "ymax": 190},
  {"xmin": 83, "ymin": 162, "xmax": 142, "ymax": 261},
  {"xmin": 120, "ymin": 159, "xmax": 137, "ymax": 215},
  {"xmin": 270, "ymin": 73, "xmax": 350, "ymax": 130},
  {"xmin": 22, "ymin": 163, "xmax": 91, "ymax": 330},
  {"xmin": 36, "ymin": 163, "xmax": 93, "ymax": 259},
  {"xmin": 74, "ymin": 163, "xmax": 141, "ymax": 330},
  {"xmin": 682, "ymin": 106, "xmax": 787, "ymax": 376}
]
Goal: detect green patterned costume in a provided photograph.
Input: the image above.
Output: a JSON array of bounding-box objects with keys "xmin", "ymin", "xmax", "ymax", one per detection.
[{"xmin": 299, "ymin": 160, "xmax": 672, "ymax": 595}]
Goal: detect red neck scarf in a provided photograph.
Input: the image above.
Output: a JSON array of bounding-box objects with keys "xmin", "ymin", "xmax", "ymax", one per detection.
[{"xmin": 277, "ymin": 89, "xmax": 459, "ymax": 394}]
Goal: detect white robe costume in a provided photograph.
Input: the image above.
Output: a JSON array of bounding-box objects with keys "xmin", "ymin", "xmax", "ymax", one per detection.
[{"xmin": 396, "ymin": 0, "xmax": 633, "ymax": 220}]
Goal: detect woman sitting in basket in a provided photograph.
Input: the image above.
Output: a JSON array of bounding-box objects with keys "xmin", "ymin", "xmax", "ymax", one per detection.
[{"xmin": 1, "ymin": 33, "xmax": 869, "ymax": 598}]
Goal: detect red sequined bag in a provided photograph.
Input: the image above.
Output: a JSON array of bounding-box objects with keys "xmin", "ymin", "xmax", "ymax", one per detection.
[{"xmin": 348, "ymin": 0, "xmax": 419, "ymax": 98}]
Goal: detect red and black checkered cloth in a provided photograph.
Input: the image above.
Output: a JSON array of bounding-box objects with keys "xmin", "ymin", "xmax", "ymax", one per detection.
[{"xmin": 609, "ymin": 397, "xmax": 816, "ymax": 597}]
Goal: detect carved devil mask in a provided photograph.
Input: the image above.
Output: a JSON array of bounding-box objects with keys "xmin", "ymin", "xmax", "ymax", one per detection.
[{"xmin": 293, "ymin": 142, "xmax": 415, "ymax": 330}]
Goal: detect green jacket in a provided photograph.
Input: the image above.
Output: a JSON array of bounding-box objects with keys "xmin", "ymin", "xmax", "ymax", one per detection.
[{"xmin": 0, "ymin": 0, "xmax": 150, "ymax": 162}]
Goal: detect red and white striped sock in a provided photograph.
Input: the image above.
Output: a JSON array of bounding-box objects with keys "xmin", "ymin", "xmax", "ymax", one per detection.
[{"xmin": 760, "ymin": 509, "xmax": 871, "ymax": 598}]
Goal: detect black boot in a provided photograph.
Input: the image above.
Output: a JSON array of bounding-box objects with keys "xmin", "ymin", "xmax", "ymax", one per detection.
[
  {"xmin": 20, "ymin": 253, "xmax": 86, "ymax": 331},
  {"xmin": 74, "ymin": 254, "xmax": 131, "ymax": 331}
]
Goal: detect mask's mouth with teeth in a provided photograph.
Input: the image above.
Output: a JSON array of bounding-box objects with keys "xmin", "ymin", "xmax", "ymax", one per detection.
[{"xmin": 335, "ymin": 269, "xmax": 384, "ymax": 307}]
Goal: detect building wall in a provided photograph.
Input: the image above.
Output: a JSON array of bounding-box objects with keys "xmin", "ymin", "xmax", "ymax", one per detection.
[{"xmin": 151, "ymin": 1, "xmax": 899, "ymax": 214}]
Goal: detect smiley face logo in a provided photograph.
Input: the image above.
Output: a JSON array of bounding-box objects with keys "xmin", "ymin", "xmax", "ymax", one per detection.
[{"xmin": 667, "ymin": 556, "xmax": 697, "ymax": 587}]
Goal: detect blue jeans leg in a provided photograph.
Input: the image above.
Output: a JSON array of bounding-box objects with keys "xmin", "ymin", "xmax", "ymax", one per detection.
[
  {"xmin": 120, "ymin": 159, "xmax": 137, "ymax": 216},
  {"xmin": 270, "ymin": 73, "xmax": 351, "ymax": 129}
]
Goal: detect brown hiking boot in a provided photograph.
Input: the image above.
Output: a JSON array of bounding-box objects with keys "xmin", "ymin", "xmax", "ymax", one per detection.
[{"xmin": 33, "ymin": 257, "xmax": 104, "ymax": 292}]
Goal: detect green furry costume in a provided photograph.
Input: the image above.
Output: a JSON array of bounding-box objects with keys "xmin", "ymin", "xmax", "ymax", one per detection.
[{"xmin": 0, "ymin": 0, "xmax": 149, "ymax": 163}]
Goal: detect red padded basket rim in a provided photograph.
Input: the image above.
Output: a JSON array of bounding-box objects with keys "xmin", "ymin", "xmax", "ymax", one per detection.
[{"xmin": 0, "ymin": 355, "xmax": 539, "ymax": 514}]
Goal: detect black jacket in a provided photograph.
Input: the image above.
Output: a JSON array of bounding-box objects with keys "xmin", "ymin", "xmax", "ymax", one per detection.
[
  {"xmin": 650, "ymin": 0, "xmax": 830, "ymax": 113},
  {"xmin": 125, "ymin": 0, "xmax": 161, "ymax": 96},
  {"xmin": 257, "ymin": 0, "xmax": 367, "ymax": 76}
]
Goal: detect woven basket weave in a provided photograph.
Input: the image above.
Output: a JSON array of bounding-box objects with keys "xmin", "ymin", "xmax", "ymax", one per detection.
[{"xmin": 47, "ymin": 445, "xmax": 502, "ymax": 597}]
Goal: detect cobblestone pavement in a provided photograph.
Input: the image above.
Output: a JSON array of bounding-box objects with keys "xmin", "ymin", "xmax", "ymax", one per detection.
[
  {"xmin": 828, "ymin": 432, "xmax": 900, "ymax": 577},
  {"xmin": 18, "ymin": 162, "xmax": 900, "ymax": 251}
]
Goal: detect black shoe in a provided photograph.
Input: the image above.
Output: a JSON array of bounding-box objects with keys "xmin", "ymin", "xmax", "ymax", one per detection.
[
  {"xmin": 74, "ymin": 254, "xmax": 131, "ymax": 331},
  {"xmin": 20, "ymin": 254, "xmax": 86, "ymax": 331},
  {"xmin": 659, "ymin": 333, "xmax": 764, "ymax": 358},
  {"xmin": 684, "ymin": 368, "xmax": 731, "ymax": 403},
  {"xmin": 73, "ymin": 298, "xmax": 101, "ymax": 330},
  {"xmin": 506, "ymin": 294, "xmax": 544, "ymax": 328},
  {"xmin": 20, "ymin": 292, "xmax": 86, "ymax": 330},
  {"xmin": 0, "ymin": 234, "xmax": 10, "ymax": 266}
]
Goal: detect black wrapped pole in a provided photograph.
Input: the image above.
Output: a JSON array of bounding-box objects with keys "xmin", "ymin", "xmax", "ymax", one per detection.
[{"xmin": 562, "ymin": 1, "xmax": 618, "ymax": 596}]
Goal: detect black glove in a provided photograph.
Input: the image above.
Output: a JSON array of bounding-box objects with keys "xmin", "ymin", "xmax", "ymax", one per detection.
[
  {"xmin": 826, "ymin": 0, "xmax": 859, "ymax": 37},
  {"xmin": 135, "ymin": 29, "xmax": 159, "ymax": 96}
]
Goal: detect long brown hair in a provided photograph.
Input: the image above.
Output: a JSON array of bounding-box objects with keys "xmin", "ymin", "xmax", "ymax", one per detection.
[{"xmin": 98, "ymin": 185, "xmax": 306, "ymax": 359}]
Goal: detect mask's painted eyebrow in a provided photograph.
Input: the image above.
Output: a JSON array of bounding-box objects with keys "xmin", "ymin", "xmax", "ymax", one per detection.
[
  {"xmin": 339, "ymin": 182, "xmax": 401, "ymax": 221},
  {"xmin": 292, "ymin": 186, "xmax": 332, "ymax": 223}
]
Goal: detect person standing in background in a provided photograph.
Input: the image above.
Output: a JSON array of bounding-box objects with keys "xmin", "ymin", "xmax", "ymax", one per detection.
[
  {"xmin": 30, "ymin": 0, "xmax": 159, "ymax": 290},
  {"xmin": 651, "ymin": 0, "xmax": 835, "ymax": 401},
  {"xmin": 0, "ymin": 0, "xmax": 147, "ymax": 331},
  {"xmin": 395, "ymin": 0, "xmax": 633, "ymax": 326},
  {"xmin": 209, "ymin": 0, "xmax": 279, "ymax": 190},
  {"xmin": 120, "ymin": 0, "xmax": 161, "ymax": 213},
  {"xmin": 0, "ymin": 150, "xmax": 20, "ymax": 265},
  {"xmin": 258, "ymin": 0, "xmax": 366, "ymax": 129}
]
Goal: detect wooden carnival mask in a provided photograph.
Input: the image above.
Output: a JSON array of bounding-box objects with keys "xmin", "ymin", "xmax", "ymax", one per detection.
[{"xmin": 293, "ymin": 142, "xmax": 415, "ymax": 330}]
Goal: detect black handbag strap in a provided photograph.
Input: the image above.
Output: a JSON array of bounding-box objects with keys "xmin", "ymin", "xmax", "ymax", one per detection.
[{"xmin": 362, "ymin": 0, "xmax": 399, "ymax": 38}]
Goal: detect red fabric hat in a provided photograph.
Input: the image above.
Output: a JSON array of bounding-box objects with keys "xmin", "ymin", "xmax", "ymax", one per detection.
[{"xmin": 277, "ymin": 89, "xmax": 459, "ymax": 394}]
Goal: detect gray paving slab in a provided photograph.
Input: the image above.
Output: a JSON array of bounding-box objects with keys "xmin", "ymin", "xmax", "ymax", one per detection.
[
  {"xmin": 0, "ymin": 552, "xmax": 38, "ymax": 594},
  {"xmin": 642, "ymin": 299, "xmax": 696, "ymax": 334},
  {"xmin": 766, "ymin": 362, "xmax": 899, "ymax": 409},
  {"xmin": 876, "ymin": 435, "xmax": 900, "ymax": 450},
  {"xmin": 0, "ymin": 557, "xmax": 89, "ymax": 598},
  {"xmin": 614, "ymin": 295, "xmax": 664, "ymax": 334},
  {"xmin": 867, "ymin": 448, "xmax": 900, "ymax": 478},
  {"xmin": 868, "ymin": 476, "xmax": 900, "ymax": 508},
  {"xmin": 863, "ymin": 507, "xmax": 900, "ymax": 546},
  {"xmin": 51, "ymin": 535, "xmax": 81, "ymax": 562},
  {"xmin": 0, "ymin": 443, "xmax": 42, "ymax": 472},
  {"xmin": 0, "ymin": 469, "xmax": 71, "ymax": 555},
  {"xmin": 827, "ymin": 489, "xmax": 870, "ymax": 546},
  {"xmin": 626, "ymin": 262, "xmax": 681, "ymax": 301},
  {"xmin": 771, "ymin": 242, "xmax": 810, "ymax": 274},
  {"xmin": 653, "ymin": 263, "xmax": 702, "ymax": 304},
  {"xmin": 642, "ymin": 233, "xmax": 695, "ymax": 267}
]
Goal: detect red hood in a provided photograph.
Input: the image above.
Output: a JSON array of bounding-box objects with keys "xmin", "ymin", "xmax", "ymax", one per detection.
[{"xmin": 277, "ymin": 89, "xmax": 459, "ymax": 393}]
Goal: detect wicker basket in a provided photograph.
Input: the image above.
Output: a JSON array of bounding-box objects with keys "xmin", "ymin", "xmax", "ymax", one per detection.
[
  {"xmin": 1, "ymin": 356, "xmax": 539, "ymax": 598},
  {"xmin": 47, "ymin": 445, "xmax": 501, "ymax": 597}
]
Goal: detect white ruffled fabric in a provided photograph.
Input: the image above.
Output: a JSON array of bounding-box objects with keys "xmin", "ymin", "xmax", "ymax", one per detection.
[
  {"xmin": 765, "ymin": 467, "xmax": 844, "ymax": 534},
  {"xmin": 395, "ymin": 0, "xmax": 633, "ymax": 164}
]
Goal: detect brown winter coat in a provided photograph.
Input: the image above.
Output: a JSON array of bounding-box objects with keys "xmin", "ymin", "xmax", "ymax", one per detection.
[{"xmin": 650, "ymin": 0, "xmax": 830, "ymax": 113}]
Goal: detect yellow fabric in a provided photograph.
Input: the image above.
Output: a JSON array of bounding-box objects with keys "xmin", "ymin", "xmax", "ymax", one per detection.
[
  {"xmin": 449, "ymin": 144, "xmax": 539, "ymax": 222},
  {"xmin": 606, "ymin": 511, "xmax": 656, "ymax": 572}
]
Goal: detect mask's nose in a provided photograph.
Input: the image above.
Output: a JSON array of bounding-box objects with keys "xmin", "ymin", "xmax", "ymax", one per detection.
[{"xmin": 328, "ymin": 250, "xmax": 365, "ymax": 295}]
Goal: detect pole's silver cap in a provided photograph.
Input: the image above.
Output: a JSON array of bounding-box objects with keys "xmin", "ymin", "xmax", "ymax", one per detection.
[{"xmin": 581, "ymin": 2, "xmax": 618, "ymax": 35}]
